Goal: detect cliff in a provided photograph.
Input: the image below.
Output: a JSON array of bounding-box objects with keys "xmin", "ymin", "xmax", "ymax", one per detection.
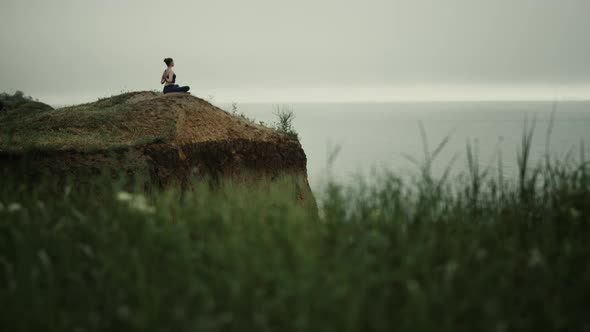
[{"xmin": 0, "ymin": 91, "xmax": 316, "ymax": 211}]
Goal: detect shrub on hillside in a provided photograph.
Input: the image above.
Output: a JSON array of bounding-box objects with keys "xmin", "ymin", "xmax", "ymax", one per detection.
[
  {"xmin": 0, "ymin": 90, "xmax": 51, "ymax": 113},
  {"xmin": 273, "ymin": 105, "xmax": 299, "ymax": 140}
]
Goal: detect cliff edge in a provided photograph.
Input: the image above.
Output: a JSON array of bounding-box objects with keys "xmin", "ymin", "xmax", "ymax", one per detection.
[{"xmin": 0, "ymin": 91, "xmax": 316, "ymax": 210}]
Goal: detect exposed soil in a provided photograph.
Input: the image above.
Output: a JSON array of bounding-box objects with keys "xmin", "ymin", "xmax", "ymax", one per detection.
[{"xmin": 0, "ymin": 92, "xmax": 317, "ymax": 212}]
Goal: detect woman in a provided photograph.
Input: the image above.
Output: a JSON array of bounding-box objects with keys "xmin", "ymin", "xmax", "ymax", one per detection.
[{"xmin": 161, "ymin": 58, "xmax": 190, "ymax": 94}]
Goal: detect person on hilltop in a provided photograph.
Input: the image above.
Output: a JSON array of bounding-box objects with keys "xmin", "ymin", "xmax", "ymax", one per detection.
[{"xmin": 160, "ymin": 58, "xmax": 190, "ymax": 94}]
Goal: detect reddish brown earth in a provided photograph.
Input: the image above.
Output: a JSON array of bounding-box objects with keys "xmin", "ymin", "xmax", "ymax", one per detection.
[{"xmin": 0, "ymin": 92, "xmax": 316, "ymax": 212}]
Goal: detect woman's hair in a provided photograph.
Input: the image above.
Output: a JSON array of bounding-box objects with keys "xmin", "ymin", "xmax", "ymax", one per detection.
[{"xmin": 164, "ymin": 58, "xmax": 173, "ymax": 66}]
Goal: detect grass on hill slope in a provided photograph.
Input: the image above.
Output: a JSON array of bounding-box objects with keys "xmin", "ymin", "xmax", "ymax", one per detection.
[
  {"xmin": 0, "ymin": 92, "xmax": 175, "ymax": 152},
  {"xmin": 0, "ymin": 91, "xmax": 300, "ymax": 153},
  {"xmin": 1, "ymin": 136, "xmax": 589, "ymax": 331}
]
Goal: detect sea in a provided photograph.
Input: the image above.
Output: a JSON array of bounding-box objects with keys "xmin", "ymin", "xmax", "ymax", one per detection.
[{"xmin": 224, "ymin": 101, "xmax": 590, "ymax": 191}]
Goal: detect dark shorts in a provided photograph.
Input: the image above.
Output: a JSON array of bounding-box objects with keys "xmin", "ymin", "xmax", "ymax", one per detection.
[{"xmin": 163, "ymin": 84, "xmax": 190, "ymax": 94}]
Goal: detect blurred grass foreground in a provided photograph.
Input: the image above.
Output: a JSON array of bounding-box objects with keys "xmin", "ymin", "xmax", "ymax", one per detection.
[
  {"xmin": 1, "ymin": 126, "xmax": 590, "ymax": 331},
  {"xmin": 0, "ymin": 92, "xmax": 590, "ymax": 332}
]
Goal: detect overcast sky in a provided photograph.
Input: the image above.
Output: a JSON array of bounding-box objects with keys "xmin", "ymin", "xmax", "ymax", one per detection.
[{"xmin": 1, "ymin": 0, "xmax": 589, "ymax": 104}]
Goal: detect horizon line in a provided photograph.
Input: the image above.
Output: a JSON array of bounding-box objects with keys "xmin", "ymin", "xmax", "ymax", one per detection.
[{"xmin": 24, "ymin": 84, "xmax": 590, "ymax": 107}]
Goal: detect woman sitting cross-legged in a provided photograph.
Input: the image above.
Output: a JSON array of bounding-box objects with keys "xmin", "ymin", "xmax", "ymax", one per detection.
[{"xmin": 161, "ymin": 57, "xmax": 190, "ymax": 94}]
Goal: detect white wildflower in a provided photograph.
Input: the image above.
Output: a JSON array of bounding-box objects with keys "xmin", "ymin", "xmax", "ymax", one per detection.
[
  {"xmin": 569, "ymin": 208, "xmax": 581, "ymax": 219},
  {"xmin": 64, "ymin": 185, "xmax": 72, "ymax": 197},
  {"xmin": 116, "ymin": 305, "xmax": 131, "ymax": 319},
  {"xmin": 475, "ymin": 248, "xmax": 487, "ymax": 261},
  {"xmin": 37, "ymin": 250, "xmax": 52, "ymax": 269},
  {"xmin": 406, "ymin": 279, "xmax": 421, "ymax": 293},
  {"xmin": 129, "ymin": 195, "xmax": 156, "ymax": 214},
  {"xmin": 116, "ymin": 191, "xmax": 133, "ymax": 202},
  {"xmin": 117, "ymin": 192, "xmax": 156, "ymax": 214},
  {"xmin": 528, "ymin": 247, "xmax": 545, "ymax": 268},
  {"xmin": 7, "ymin": 203, "xmax": 22, "ymax": 212}
]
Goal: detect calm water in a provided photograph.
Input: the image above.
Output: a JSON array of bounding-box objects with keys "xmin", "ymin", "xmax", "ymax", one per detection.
[{"xmin": 227, "ymin": 101, "xmax": 590, "ymax": 190}]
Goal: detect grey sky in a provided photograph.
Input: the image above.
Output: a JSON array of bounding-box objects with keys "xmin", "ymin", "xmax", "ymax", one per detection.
[{"xmin": 1, "ymin": 0, "xmax": 589, "ymax": 103}]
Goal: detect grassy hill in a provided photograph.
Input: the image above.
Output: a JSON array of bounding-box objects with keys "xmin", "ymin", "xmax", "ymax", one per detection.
[
  {"xmin": 1, "ymin": 92, "xmax": 182, "ymax": 152},
  {"xmin": 0, "ymin": 91, "xmax": 316, "ymax": 209}
]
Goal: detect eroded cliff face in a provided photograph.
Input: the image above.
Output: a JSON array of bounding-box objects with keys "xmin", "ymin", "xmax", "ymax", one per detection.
[{"xmin": 0, "ymin": 92, "xmax": 316, "ymax": 212}]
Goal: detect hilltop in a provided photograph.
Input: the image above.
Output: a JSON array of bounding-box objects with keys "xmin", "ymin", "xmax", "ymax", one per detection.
[
  {"xmin": 0, "ymin": 91, "xmax": 284, "ymax": 151},
  {"xmin": 0, "ymin": 91, "xmax": 315, "ymax": 209}
]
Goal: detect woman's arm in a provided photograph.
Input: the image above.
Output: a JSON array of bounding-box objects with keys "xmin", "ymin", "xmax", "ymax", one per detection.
[
  {"xmin": 160, "ymin": 70, "xmax": 168, "ymax": 84},
  {"xmin": 161, "ymin": 69, "xmax": 174, "ymax": 84}
]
